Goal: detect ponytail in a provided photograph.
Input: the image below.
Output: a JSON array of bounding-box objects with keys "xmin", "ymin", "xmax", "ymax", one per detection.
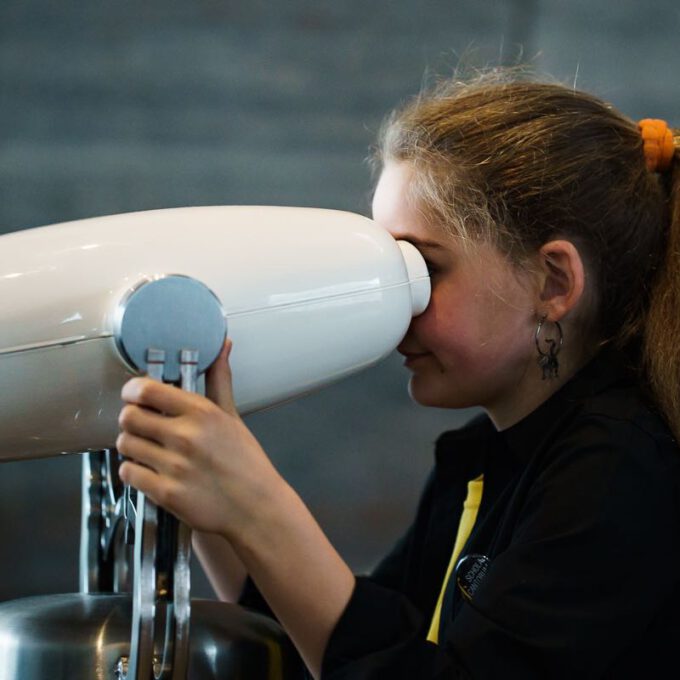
[{"xmin": 644, "ymin": 130, "xmax": 680, "ymax": 440}]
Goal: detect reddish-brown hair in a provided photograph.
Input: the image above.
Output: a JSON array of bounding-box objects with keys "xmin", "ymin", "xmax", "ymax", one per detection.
[{"xmin": 375, "ymin": 73, "xmax": 680, "ymax": 436}]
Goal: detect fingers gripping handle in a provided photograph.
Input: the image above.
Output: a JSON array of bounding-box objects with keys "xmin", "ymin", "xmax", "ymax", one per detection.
[
  {"xmin": 127, "ymin": 350, "xmax": 197, "ymax": 680},
  {"xmin": 115, "ymin": 276, "xmax": 225, "ymax": 680}
]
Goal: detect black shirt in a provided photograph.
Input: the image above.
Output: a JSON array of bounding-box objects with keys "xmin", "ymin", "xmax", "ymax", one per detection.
[{"xmin": 320, "ymin": 349, "xmax": 680, "ymax": 679}]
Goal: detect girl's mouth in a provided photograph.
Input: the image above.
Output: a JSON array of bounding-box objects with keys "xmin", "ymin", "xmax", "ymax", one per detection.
[{"xmin": 400, "ymin": 351, "xmax": 431, "ymax": 368}]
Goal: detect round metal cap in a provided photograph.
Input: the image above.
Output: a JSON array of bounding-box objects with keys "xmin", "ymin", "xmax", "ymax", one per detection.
[{"xmin": 114, "ymin": 275, "xmax": 226, "ymax": 382}]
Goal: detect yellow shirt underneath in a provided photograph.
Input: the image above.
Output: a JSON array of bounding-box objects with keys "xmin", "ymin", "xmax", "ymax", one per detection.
[{"xmin": 426, "ymin": 475, "xmax": 484, "ymax": 644}]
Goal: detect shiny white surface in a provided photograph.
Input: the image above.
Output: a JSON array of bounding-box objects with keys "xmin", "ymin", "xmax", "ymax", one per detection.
[{"xmin": 0, "ymin": 206, "xmax": 430, "ymax": 461}]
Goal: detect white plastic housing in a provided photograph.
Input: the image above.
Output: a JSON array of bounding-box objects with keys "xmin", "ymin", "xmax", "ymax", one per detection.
[{"xmin": 0, "ymin": 206, "xmax": 430, "ymax": 461}]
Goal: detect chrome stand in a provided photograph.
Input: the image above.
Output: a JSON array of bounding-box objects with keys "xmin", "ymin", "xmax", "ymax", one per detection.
[
  {"xmin": 1, "ymin": 274, "xmax": 304, "ymax": 680},
  {"xmin": 81, "ymin": 275, "xmax": 227, "ymax": 680}
]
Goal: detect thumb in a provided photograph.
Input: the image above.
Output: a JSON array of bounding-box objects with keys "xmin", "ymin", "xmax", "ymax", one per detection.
[{"xmin": 206, "ymin": 339, "xmax": 237, "ymax": 414}]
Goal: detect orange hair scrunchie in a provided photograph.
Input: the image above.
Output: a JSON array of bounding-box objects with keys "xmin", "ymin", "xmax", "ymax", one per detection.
[{"xmin": 638, "ymin": 118, "xmax": 675, "ymax": 173}]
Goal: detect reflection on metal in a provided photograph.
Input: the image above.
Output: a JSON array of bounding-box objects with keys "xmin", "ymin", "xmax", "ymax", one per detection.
[
  {"xmin": 0, "ymin": 595, "xmax": 304, "ymax": 679},
  {"xmin": 116, "ymin": 656, "xmax": 163, "ymax": 679},
  {"xmin": 0, "ymin": 275, "xmax": 304, "ymax": 679},
  {"xmin": 115, "ymin": 657, "xmax": 130, "ymax": 679}
]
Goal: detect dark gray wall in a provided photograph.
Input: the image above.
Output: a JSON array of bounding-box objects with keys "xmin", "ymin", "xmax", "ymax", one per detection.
[{"xmin": 1, "ymin": 1, "xmax": 678, "ymax": 601}]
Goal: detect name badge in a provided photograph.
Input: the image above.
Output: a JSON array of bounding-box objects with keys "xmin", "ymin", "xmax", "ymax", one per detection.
[{"xmin": 455, "ymin": 553, "xmax": 490, "ymax": 602}]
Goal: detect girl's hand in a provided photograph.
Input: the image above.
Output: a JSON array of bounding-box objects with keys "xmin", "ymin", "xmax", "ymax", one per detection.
[
  {"xmin": 116, "ymin": 340, "xmax": 282, "ymax": 539},
  {"xmin": 118, "ymin": 339, "xmax": 355, "ymax": 678}
]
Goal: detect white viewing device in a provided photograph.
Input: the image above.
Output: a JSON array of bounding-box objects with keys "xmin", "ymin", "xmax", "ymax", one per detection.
[
  {"xmin": 0, "ymin": 205, "xmax": 430, "ymax": 461},
  {"xmin": 0, "ymin": 205, "xmax": 432, "ymax": 680}
]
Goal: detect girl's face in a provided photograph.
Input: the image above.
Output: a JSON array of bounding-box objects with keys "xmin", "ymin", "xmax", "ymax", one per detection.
[{"xmin": 373, "ymin": 162, "xmax": 540, "ymax": 424}]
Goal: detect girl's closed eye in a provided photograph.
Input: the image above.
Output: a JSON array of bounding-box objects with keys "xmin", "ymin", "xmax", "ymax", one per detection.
[
  {"xmin": 424, "ymin": 260, "xmax": 438, "ymax": 276},
  {"xmin": 423, "ymin": 258, "xmax": 444, "ymax": 277}
]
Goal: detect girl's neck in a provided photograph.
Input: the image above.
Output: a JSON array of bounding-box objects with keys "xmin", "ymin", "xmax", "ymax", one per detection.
[{"xmin": 486, "ymin": 346, "xmax": 598, "ymax": 431}]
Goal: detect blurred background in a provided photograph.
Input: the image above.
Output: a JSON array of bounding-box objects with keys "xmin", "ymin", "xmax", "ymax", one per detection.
[{"xmin": 1, "ymin": 0, "xmax": 678, "ymax": 602}]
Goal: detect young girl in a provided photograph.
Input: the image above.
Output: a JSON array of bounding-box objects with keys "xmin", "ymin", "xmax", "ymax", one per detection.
[{"xmin": 116, "ymin": 73, "xmax": 680, "ymax": 678}]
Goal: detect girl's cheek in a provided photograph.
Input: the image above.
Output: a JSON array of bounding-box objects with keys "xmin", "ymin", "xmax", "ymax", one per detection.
[{"xmin": 410, "ymin": 307, "xmax": 436, "ymax": 339}]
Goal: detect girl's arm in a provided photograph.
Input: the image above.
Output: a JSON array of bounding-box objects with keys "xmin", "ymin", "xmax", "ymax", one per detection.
[
  {"xmin": 191, "ymin": 531, "xmax": 248, "ymax": 603},
  {"xmin": 115, "ymin": 341, "xmax": 354, "ymax": 679},
  {"xmin": 228, "ymin": 475, "xmax": 355, "ymax": 679}
]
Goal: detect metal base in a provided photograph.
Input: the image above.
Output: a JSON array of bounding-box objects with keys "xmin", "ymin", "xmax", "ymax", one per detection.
[{"xmin": 0, "ymin": 594, "xmax": 304, "ymax": 680}]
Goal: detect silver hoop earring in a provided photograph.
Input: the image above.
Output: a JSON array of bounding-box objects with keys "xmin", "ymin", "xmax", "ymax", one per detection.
[{"xmin": 535, "ymin": 316, "xmax": 563, "ymax": 380}]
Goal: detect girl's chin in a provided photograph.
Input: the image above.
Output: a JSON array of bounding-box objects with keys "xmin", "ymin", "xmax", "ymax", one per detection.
[
  {"xmin": 407, "ymin": 374, "xmax": 476, "ymax": 410},
  {"xmin": 407, "ymin": 376, "xmax": 446, "ymax": 408}
]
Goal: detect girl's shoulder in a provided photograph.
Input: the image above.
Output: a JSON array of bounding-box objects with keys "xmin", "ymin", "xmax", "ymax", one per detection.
[{"xmin": 503, "ymin": 347, "xmax": 680, "ymax": 496}]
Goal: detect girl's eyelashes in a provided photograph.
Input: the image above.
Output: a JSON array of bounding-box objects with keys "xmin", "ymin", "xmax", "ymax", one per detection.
[{"xmin": 424, "ymin": 260, "xmax": 439, "ymax": 276}]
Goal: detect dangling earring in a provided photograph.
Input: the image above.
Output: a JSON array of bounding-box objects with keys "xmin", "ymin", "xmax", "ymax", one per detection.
[{"xmin": 535, "ymin": 315, "xmax": 563, "ymax": 380}]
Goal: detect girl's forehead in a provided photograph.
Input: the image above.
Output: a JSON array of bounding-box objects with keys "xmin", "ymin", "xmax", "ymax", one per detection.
[
  {"xmin": 373, "ymin": 163, "xmax": 542, "ymax": 288},
  {"xmin": 373, "ymin": 162, "xmax": 463, "ymax": 252},
  {"xmin": 373, "ymin": 161, "xmax": 528, "ymax": 275},
  {"xmin": 371, "ymin": 162, "xmax": 412, "ymax": 219},
  {"xmin": 373, "ymin": 163, "xmax": 432, "ymax": 236}
]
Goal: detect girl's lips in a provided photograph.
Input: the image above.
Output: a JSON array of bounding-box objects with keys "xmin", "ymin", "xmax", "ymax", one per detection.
[{"xmin": 400, "ymin": 351, "xmax": 431, "ymax": 368}]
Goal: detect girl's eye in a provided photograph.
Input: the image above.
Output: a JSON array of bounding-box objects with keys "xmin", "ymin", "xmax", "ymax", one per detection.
[{"xmin": 424, "ymin": 260, "xmax": 438, "ymax": 276}]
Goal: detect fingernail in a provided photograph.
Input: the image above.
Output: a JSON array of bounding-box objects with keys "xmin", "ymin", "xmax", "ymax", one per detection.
[{"xmin": 121, "ymin": 377, "xmax": 143, "ymax": 400}]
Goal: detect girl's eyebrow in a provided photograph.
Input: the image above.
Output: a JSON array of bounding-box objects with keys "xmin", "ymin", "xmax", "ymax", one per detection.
[{"xmin": 402, "ymin": 237, "xmax": 446, "ymax": 251}]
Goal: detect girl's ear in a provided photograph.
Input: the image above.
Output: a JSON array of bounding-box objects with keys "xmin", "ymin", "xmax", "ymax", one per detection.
[{"xmin": 537, "ymin": 240, "xmax": 585, "ymax": 321}]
